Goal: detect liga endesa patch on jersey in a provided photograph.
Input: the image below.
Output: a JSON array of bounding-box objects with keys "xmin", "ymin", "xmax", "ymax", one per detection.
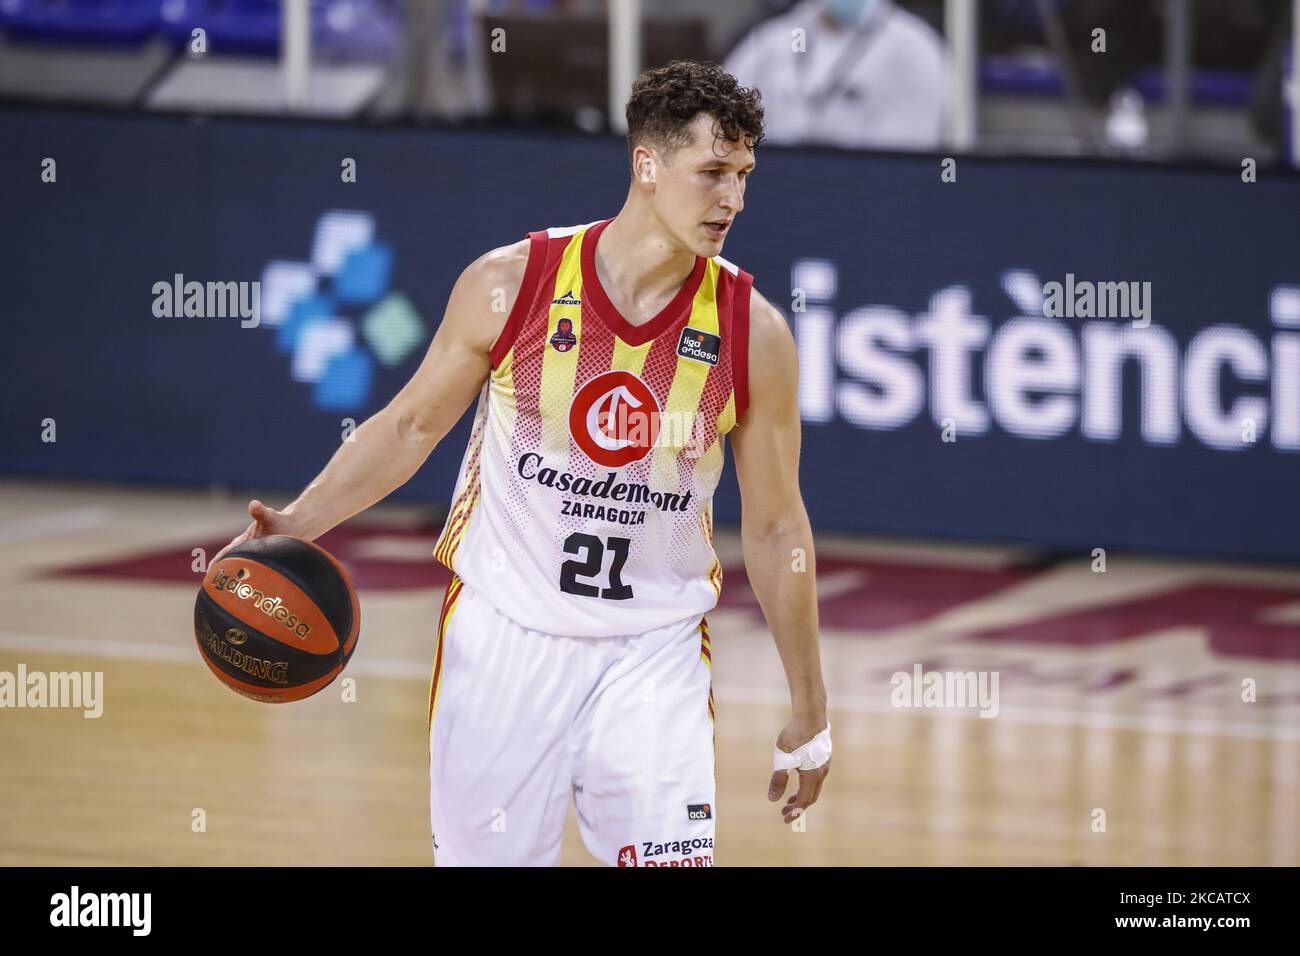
[{"xmin": 677, "ymin": 327, "xmax": 721, "ymax": 366}]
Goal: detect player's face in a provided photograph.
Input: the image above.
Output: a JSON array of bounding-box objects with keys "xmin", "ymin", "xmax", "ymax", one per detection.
[{"xmin": 656, "ymin": 113, "xmax": 755, "ymax": 257}]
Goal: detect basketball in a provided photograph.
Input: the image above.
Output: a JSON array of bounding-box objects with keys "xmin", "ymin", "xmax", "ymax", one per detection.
[{"xmin": 194, "ymin": 536, "xmax": 360, "ymax": 704}]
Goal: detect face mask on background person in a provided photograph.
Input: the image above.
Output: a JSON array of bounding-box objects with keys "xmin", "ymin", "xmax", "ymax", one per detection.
[{"xmin": 820, "ymin": 0, "xmax": 882, "ymax": 27}]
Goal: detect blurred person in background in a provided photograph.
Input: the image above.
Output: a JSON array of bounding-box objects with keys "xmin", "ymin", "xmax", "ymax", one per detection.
[{"xmin": 723, "ymin": 0, "xmax": 948, "ymax": 150}]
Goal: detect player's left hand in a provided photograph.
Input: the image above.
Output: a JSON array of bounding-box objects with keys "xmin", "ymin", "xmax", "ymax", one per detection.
[{"xmin": 768, "ymin": 716, "xmax": 831, "ymax": 824}]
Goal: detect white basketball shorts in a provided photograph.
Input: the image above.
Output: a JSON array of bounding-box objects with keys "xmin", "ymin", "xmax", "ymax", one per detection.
[{"xmin": 427, "ymin": 573, "xmax": 717, "ymax": 867}]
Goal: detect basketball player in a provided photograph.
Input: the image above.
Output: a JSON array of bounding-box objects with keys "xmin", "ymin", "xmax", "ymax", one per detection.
[{"xmin": 217, "ymin": 60, "xmax": 830, "ymax": 866}]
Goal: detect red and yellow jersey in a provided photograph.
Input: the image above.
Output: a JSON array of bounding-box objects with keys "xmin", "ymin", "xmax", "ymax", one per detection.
[{"xmin": 433, "ymin": 218, "xmax": 755, "ymax": 638}]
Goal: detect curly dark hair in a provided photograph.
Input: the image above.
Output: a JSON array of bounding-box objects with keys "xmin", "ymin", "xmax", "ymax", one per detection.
[{"xmin": 625, "ymin": 60, "xmax": 765, "ymax": 164}]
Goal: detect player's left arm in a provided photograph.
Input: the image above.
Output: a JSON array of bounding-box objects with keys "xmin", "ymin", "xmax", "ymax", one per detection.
[{"xmin": 730, "ymin": 286, "xmax": 830, "ymax": 824}]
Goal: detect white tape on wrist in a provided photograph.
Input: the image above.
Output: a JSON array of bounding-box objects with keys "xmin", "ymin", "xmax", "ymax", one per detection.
[{"xmin": 773, "ymin": 723, "xmax": 832, "ymax": 772}]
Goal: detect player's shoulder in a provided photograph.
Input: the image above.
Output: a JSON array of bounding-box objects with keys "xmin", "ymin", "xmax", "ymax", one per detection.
[
  {"xmin": 707, "ymin": 253, "xmax": 781, "ymax": 343},
  {"xmin": 462, "ymin": 221, "xmax": 600, "ymax": 293},
  {"xmin": 711, "ymin": 252, "xmax": 759, "ymax": 308},
  {"xmin": 460, "ymin": 236, "xmax": 532, "ymax": 295},
  {"xmin": 440, "ymin": 238, "xmax": 533, "ymax": 358},
  {"xmin": 746, "ymin": 285, "xmax": 789, "ymax": 344},
  {"xmin": 744, "ymin": 285, "xmax": 797, "ymax": 395},
  {"xmin": 449, "ymin": 224, "xmax": 590, "ymax": 359}
]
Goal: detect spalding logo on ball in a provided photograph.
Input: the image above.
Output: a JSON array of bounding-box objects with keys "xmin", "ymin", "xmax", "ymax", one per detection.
[{"xmin": 194, "ymin": 535, "xmax": 360, "ymax": 703}]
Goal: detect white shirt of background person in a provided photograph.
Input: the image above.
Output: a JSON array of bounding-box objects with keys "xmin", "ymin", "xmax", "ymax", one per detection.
[{"xmin": 724, "ymin": 0, "xmax": 948, "ymax": 151}]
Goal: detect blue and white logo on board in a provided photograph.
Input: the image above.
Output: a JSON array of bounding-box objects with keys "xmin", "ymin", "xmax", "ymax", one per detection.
[{"xmin": 260, "ymin": 210, "xmax": 425, "ymax": 410}]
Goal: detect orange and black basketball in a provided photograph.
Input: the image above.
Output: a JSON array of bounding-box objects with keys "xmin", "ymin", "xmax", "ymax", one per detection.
[{"xmin": 194, "ymin": 535, "xmax": 360, "ymax": 703}]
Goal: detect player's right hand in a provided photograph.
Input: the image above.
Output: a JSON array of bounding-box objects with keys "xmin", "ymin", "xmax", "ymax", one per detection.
[{"xmin": 211, "ymin": 499, "xmax": 297, "ymax": 565}]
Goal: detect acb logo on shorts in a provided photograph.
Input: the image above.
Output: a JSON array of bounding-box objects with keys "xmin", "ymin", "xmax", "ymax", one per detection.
[
  {"xmin": 687, "ymin": 803, "xmax": 712, "ymax": 820},
  {"xmin": 568, "ymin": 370, "xmax": 661, "ymax": 468}
]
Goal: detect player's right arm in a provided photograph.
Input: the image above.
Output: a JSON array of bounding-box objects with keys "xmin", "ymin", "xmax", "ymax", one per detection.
[{"xmin": 214, "ymin": 238, "xmax": 531, "ymax": 560}]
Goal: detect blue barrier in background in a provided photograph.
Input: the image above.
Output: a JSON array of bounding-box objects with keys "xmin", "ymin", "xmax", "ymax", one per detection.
[{"xmin": 1, "ymin": 107, "xmax": 1297, "ymax": 560}]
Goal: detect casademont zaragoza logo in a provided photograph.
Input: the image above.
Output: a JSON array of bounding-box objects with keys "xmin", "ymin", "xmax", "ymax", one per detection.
[{"xmin": 568, "ymin": 370, "xmax": 660, "ymax": 468}]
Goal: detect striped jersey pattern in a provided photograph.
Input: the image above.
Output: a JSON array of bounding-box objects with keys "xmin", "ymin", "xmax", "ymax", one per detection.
[{"xmin": 433, "ymin": 218, "xmax": 754, "ymax": 638}]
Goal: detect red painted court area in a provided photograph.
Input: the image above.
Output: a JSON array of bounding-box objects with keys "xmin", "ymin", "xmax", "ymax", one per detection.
[{"xmin": 45, "ymin": 520, "xmax": 1300, "ymax": 666}]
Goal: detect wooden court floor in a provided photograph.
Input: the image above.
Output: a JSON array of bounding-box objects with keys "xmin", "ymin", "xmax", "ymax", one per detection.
[{"xmin": 1, "ymin": 478, "xmax": 1296, "ymax": 865}]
